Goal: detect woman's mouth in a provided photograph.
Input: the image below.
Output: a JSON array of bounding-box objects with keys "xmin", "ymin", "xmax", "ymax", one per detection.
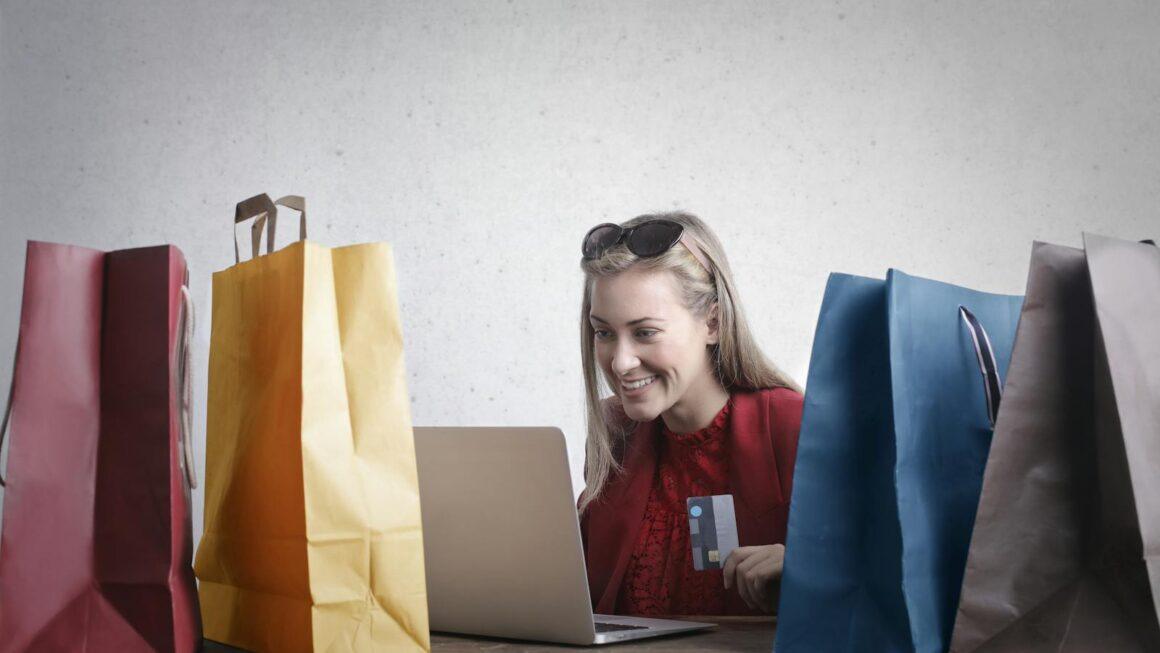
[{"xmin": 620, "ymin": 375, "xmax": 657, "ymax": 398}]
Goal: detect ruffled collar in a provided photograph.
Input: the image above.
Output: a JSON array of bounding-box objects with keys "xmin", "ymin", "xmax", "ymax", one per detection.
[{"xmin": 660, "ymin": 396, "xmax": 733, "ymax": 447}]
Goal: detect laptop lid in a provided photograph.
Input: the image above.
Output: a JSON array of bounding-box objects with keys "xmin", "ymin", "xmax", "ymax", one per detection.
[{"xmin": 413, "ymin": 426, "xmax": 597, "ymax": 645}]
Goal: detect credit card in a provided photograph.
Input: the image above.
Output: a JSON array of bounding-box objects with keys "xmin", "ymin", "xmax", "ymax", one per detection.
[{"xmin": 688, "ymin": 494, "xmax": 738, "ymax": 571}]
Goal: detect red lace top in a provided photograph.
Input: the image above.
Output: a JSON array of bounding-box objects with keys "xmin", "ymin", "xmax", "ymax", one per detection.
[{"xmin": 617, "ymin": 398, "xmax": 760, "ymax": 616}]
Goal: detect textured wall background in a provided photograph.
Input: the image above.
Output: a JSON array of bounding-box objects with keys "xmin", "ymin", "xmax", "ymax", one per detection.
[{"xmin": 1, "ymin": 1, "xmax": 1158, "ymax": 547}]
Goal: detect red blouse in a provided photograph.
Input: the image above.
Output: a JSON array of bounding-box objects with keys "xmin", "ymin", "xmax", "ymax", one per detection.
[
  {"xmin": 580, "ymin": 387, "xmax": 802, "ymax": 616},
  {"xmin": 618, "ymin": 398, "xmax": 761, "ymax": 615}
]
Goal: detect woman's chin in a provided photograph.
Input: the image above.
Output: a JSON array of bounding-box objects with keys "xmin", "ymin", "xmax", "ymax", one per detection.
[{"xmin": 621, "ymin": 400, "xmax": 661, "ymax": 423}]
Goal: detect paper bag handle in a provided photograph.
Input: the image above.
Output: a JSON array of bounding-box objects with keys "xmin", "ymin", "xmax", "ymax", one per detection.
[
  {"xmin": 234, "ymin": 193, "xmax": 275, "ymax": 263},
  {"xmin": 233, "ymin": 193, "xmax": 307, "ymax": 263},
  {"xmin": 0, "ymin": 335, "xmax": 16, "ymax": 487},
  {"xmin": 273, "ymin": 195, "xmax": 307, "ymax": 244},
  {"xmin": 177, "ymin": 286, "xmax": 198, "ymax": 489},
  {"xmin": 959, "ymin": 306, "xmax": 1003, "ymax": 428}
]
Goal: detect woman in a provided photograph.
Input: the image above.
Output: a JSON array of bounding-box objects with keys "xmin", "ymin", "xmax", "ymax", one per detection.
[{"xmin": 577, "ymin": 211, "xmax": 803, "ymax": 616}]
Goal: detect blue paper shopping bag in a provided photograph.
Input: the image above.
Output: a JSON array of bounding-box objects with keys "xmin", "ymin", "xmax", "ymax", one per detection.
[{"xmin": 775, "ymin": 270, "xmax": 1022, "ymax": 653}]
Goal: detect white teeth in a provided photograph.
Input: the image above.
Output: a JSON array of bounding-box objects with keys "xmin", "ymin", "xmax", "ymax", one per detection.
[{"xmin": 623, "ymin": 376, "xmax": 656, "ymax": 390}]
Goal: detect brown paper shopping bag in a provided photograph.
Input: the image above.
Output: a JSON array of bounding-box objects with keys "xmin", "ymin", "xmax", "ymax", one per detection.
[
  {"xmin": 950, "ymin": 235, "xmax": 1160, "ymax": 652},
  {"xmin": 194, "ymin": 194, "xmax": 430, "ymax": 652}
]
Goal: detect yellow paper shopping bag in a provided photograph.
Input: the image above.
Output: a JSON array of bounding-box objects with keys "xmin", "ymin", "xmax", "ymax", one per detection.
[{"xmin": 195, "ymin": 194, "xmax": 430, "ymax": 652}]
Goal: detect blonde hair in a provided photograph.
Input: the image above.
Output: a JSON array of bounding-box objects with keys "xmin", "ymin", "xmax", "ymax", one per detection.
[{"xmin": 578, "ymin": 212, "xmax": 799, "ymax": 513}]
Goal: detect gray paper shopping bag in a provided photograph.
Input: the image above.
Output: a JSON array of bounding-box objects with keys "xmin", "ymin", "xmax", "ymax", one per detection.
[{"xmin": 950, "ymin": 235, "xmax": 1160, "ymax": 652}]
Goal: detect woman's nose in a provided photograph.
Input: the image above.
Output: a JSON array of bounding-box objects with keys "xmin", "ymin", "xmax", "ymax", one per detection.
[{"xmin": 611, "ymin": 342, "xmax": 640, "ymax": 376}]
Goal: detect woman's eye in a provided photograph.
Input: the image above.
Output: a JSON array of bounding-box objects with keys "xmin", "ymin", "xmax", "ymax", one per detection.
[
  {"xmin": 593, "ymin": 329, "xmax": 612, "ymax": 340},
  {"xmin": 636, "ymin": 329, "xmax": 658, "ymax": 338}
]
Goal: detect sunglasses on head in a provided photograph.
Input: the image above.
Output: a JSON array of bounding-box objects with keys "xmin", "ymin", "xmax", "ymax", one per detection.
[{"xmin": 581, "ymin": 219, "xmax": 712, "ymax": 273}]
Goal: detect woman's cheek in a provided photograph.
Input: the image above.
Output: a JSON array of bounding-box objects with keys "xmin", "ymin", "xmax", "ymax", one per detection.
[
  {"xmin": 594, "ymin": 344, "xmax": 610, "ymax": 369},
  {"xmin": 594, "ymin": 346, "xmax": 614, "ymax": 381}
]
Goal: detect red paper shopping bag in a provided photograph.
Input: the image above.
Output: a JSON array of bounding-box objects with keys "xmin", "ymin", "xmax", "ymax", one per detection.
[{"xmin": 0, "ymin": 241, "xmax": 201, "ymax": 652}]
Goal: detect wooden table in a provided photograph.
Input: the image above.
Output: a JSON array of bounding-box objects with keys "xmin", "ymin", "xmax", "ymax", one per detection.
[{"xmin": 205, "ymin": 617, "xmax": 776, "ymax": 652}]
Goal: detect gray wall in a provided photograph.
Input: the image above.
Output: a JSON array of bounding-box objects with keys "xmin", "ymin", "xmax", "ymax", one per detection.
[{"xmin": 1, "ymin": 1, "xmax": 1158, "ymax": 547}]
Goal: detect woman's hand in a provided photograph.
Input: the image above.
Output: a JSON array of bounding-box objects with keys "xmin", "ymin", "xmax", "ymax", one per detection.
[{"xmin": 722, "ymin": 544, "xmax": 785, "ymax": 613}]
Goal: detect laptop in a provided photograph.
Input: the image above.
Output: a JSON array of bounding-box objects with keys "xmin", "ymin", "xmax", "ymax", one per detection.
[{"xmin": 413, "ymin": 426, "xmax": 715, "ymax": 645}]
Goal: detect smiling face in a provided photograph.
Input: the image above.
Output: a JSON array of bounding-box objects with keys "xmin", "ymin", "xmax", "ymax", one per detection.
[{"xmin": 589, "ymin": 266, "xmax": 721, "ymax": 424}]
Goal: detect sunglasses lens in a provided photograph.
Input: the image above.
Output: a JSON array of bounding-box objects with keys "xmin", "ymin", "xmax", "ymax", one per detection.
[
  {"xmin": 628, "ymin": 220, "xmax": 683, "ymax": 257},
  {"xmin": 583, "ymin": 225, "xmax": 622, "ymax": 259}
]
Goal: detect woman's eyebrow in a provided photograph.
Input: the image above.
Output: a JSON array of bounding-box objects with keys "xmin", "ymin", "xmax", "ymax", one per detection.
[{"xmin": 589, "ymin": 315, "xmax": 665, "ymax": 325}]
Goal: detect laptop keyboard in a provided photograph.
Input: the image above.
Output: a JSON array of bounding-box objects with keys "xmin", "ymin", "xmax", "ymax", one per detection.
[{"xmin": 595, "ymin": 622, "xmax": 650, "ymax": 633}]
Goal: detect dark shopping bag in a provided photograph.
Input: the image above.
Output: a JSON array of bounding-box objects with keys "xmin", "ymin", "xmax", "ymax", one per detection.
[
  {"xmin": 0, "ymin": 241, "xmax": 201, "ymax": 652},
  {"xmin": 775, "ymin": 269, "xmax": 1022, "ymax": 653},
  {"xmin": 950, "ymin": 235, "xmax": 1160, "ymax": 652}
]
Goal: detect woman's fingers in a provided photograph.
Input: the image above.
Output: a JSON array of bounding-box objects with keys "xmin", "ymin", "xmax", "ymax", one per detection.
[
  {"xmin": 740, "ymin": 556, "xmax": 765, "ymax": 609},
  {"xmin": 769, "ymin": 543, "xmax": 786, "ymax": 578},
  {"xmin": 735, "ymin": 548, "xmax": 765, "ymax": 610},
  {"xmin": 723, "ymin": 545, "xmax": 787, "ymax": 611},
  {"xmin": 749, "ymin": 557, "xmax": 774, "ymax": 606},
  {"xmin": 735, "ymin": 566, "xmax": 757, "ymax": 609},
  {"xmin": 722, "ymin": 546, "xmax": 755, "ymax": 590}
]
